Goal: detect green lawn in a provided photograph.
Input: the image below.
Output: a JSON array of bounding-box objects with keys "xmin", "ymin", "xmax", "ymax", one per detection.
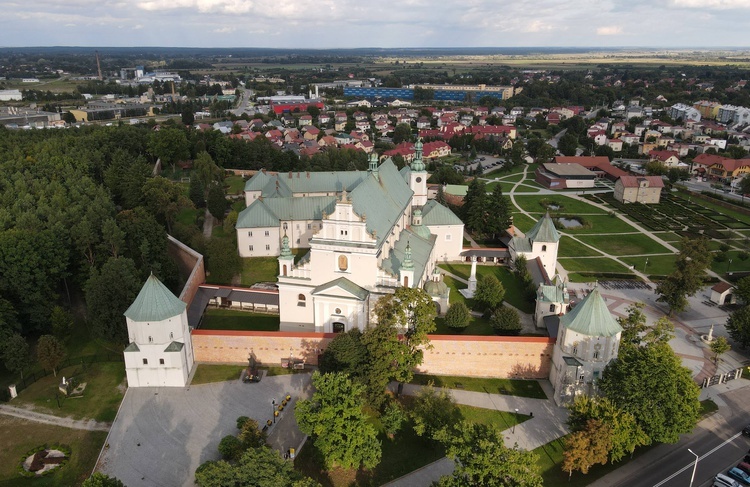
[
  {"xmin": 514, "ymin": 195, "xmax": 608, "ymax": 216},
  {"xmin": 225, "ymin": 175, "xmax": 246, "ymax": 195},
  {"xmin": 655, "ymin": 231, "xmax": 683, "ymax": 242},
  {"xmin": 674, "ymin": 192, "xmax": 750, "ymax": 226},
  {"xmin": 558, "ymin": 257, "xmax": 633, "ymax": 274},
  {"xmin": 433, "ymin": 315, "xmax": 494, "ymax": 335},
  {"xmin": 511, "ymin": 213, "xmax": 538, "ymax": 233},
  {"xmin": 0, "ymin": 416, "xmax": 107, "ymax": 487},
  {"xmin": 558, "ymin": 236, "xmax": 604, "ymax": 258},
  {"xmin": 12, "ymin": 362, "xmax": 125, "ymax": 423},
  {"xmin": 621, "ymin": 254, "xmax": 678, "ymax": 277},
  {"xmin": 580, "ymin": 233, "xmax": 671, "ymax": 256},
  {"xmin": 200, "ymin": 309, "xmax": 280, "ymax": 331},
  {"xmin": 485, "ymin": 181, "xmax": 517, "ymax": 193},
  {"xmin": 240, "ymin": 257, "xmax": 279, "ymax": 286},
  {"xmin": 711, "ymin": 250, "xmax": 750, "ymax": 274},
  {"xmin": 176, "ymin": 207, "xmax": 200, "ymax": 226},
  {"xmin": 410, "ymin": 374, "xmax": 547, "ymax": 399},
  {"xmin": 191, "ymin": 364, "xmax": 242, "ymax": 385},
  {"xmin": 560, "ymin": 215, "xmax": 639, "ymax": 234},
  {"xmin": 439, "ymin": 264, "xmax": 534, "ymax": 313}
]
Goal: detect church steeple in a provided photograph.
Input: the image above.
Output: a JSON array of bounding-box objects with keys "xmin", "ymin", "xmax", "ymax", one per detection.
[
  {"xmin": 368, "ymin": 152, "xmax": 379, "ymax": 179},
  {"xmin": 402, "ymin": 241, "xmax": 414, "ymax": 269},
  {"xmin": 280, "ymin": 232, "xmax": 292, "ymax": 259},
  {"xmin": 411, "ymin": 137, "xmax": 425, "ymax": 172},
  {"xmin": 399, "ymin": 241, "xmax": 415, "ymax": 288}
]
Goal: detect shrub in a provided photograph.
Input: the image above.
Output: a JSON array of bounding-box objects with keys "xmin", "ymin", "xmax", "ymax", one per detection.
[
  {"xmin": 719, "ymin": 243, "xmax": 731, "ymax": 253},
  {"xmin": 714, "ymin": 252, "xmax": 727, "ymax": 263},
  {"xmin": 236, "ymin": 416, "xmax": 250, "ymax": 430},
  {"xmin": 490, "ymin": 306, "xmax": 522, "ymax": 335},
  {"xmin": 380, "ymin": 400, "xmax": 407, "ymax": 438},
  {"xmin": 444, "ymin": 302, "xmax": 471, "ymax": 330},
  {"xmin": 238, "ymin": 419, "xmax": 267, "ymax": 449},
  {"xmin": 473, "ymin": 274, "xmax": 505, "ymax": 312},
  {"xmin": 739, "ymin": 251, "xmax": 750, "ymax": 261},
  {"xmin": 218, "ymin": 435, "xmax": 243, "ymax": 462}
]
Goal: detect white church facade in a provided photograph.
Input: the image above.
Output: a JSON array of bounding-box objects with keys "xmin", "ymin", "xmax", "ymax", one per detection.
[
  {"xmin": 123, "ymin": 274, "xmax": 195, "ymax": 387},
  {"xmin": 236, "ymin": 140, "xmax": 463, "ymax": 333}
]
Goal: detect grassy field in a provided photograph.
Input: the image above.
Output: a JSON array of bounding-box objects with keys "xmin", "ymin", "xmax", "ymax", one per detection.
[
  {"xmin": 561, "ymin": 215, "xmax": 639, "ymax": 234},
  {"xmin": 200, "ymin": 308, "xmax": 280, "ymax": 331},
  {"xmin": 191, "ymin": 364, "xmax": 242, "ymax": 385},
  {"xmin": 12, "ymin": 362, "xmax": 125, "ymax": 422},
  {"xmin": 240, "ymin": 257, "xmax": 279, "ymax": 286},
  {"xmin": 621, "ymin": 254, "xmax": 678, "ymax": 277},
  {"xmin": 176, "ymin": 207, "xmax": 200, "ymax": 227},
  {"xmin": 439, "ymin": 263, "xmax": 534, "ymax": 313},
  {"xmin": 557, "ymin": 257, "xmax": 632, "ymax": 274},
  {"xmin": 433, "ymin": 315, "xmax": 494, "ymax": 335},
  {"xmin": 410, "ymin": 374, "xmax": 546, "ymax": 399},
  {"xmin": 225, "ymin": 175, "xmax": 246, "ymax": 195},
  {"xmin": 0, "ymin": 416, "xmax": 107, "ymax": 487},
  {"xmin": 513, "ymin": 195, "xmax": 608, "ymax": 215},
  {"xmin": 711, "ymin": 250, "xmax": 750, "ymax": 274},
  {"xmin": 558, "ymin": 236, "xmax": 604, "ymax": 258},
  {"xmin": 512, "ymin": 213, "xmax": 538, "ymax": 233},
  {"xmin": 579, "ymin": 233, "xmax": 671, "ymax": 256}
]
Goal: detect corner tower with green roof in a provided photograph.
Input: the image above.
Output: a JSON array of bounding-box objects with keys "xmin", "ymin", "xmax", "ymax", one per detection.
[
  {"xmin": 123, "ymin": 274, "xmax": 194, "ymax": 388},
  {"xmin": 549, "ymin": 285, "xmax": 622, "ymax": 405},
  {"xmin": 509, "ymin": 212, "xmax": 561, "ymax": 281}
]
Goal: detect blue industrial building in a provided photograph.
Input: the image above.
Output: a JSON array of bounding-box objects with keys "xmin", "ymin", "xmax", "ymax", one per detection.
[{"xmin": 344, "ymin": 86, "xmax": 513, "ymax": 102}]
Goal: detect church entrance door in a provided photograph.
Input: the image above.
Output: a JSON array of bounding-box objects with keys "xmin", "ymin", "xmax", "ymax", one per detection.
[{"xmin": 332, "ymin": 322, "xmax": 345, "ymax": 333}]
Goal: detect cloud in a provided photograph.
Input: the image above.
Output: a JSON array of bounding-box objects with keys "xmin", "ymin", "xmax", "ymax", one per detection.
[
  {"xmin": 523, "ymin": 20, "xmax": 555, "ymax": 33},
  {"xmin": 671, "ymin": 0, "xmax": 750, "ymax": 8},
  {"xmin": 597, "ymin": 26, "xmax": 623, "ymax": 35},
  {"xmin": 213, "ymin": 26, "xmax": 235, "ymax": 34}
]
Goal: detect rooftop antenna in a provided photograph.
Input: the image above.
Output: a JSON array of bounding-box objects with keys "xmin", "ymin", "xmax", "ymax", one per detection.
[{"xmin": 95, "ymin": 51, "xmax": 103, "ymax": 81}]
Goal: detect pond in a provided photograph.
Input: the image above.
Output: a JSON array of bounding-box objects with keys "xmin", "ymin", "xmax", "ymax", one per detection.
[
  {"xmin": 547, "ymin": 204, "xmax": 561, "ymax": 210},
  {"xmin": 556, "ymin": 218, "xmax": 583, "ymax": 228}
]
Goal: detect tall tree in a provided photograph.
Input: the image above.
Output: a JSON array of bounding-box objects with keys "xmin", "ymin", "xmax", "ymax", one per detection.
[
  {"xmin": 392, "ymin": 123, "xmax": 412, "ymax": 144},
  {"xmin": 142, "ymin": 176, "xmax": 192, "ymax": 233},
  {"xmin": 473, "ymin": 274, "xmax": 505, "ymax": 312},
  {"xmin": 2, "ymin": 333, "xmax": 31, "ymax": 380},
  {"xmin": 727, "ymin": 305, "xmax": 750, "ymax": 348},
  {"xmin": 318, "ymin": 328, "xmax": 368, "ymax": 378},
  {"xmin": 206, "ymin": 182, "xmax": 229, "ymax": 221},
  {"xmin": 410, "ymin": 383, "xmax": 462, "ymax": 441},
  {"xmin": 655, "ymin": 237, "xmax": 712, "ymax": 315},
  {"xmin": 437, "ymin": 421, "xmax": 543, "ymax": 487},
  {"xmin": 85, "ymin": 257, "xmax": 142, "ymax": 343},
  {"xmin": 195, "ymin": 446, "xmax": 320, "ymax": 487},
  {"xmin": 599, "ymin": 343, "xmax": 700, "ymax": 444},
  {"xmin": 709, "ymin": 336, "xmax": 731, "ymax": 364},
  {"xmin": 147, "ymin": 127, "xmax": 190, "ymax": 172},
  {"xmin": 561, "ymin": 420, "xmax": 613, "ymax": 478},
  {"xmin": 36, "ymin": 335, "xmax": 66, "ymax": 377},
  {"xmin": 295, "ymin": 372, "xmax": 381, "ymax": 470},
  {"xmin": 462, "ymin": 179, "xmax": 487, "ymax": 235},
  {"xmin": 486, "ymin": 185, "xmax": 512, "ymax": 241},
  {"xmin": 82, "ymin": 473, "xmax": 125, "ymax": 487}
]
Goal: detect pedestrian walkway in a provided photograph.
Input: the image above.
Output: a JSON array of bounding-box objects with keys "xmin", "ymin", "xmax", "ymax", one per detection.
[
  {"xmin": 384, "ymin": 381, "xmax": 569, "ymax": 486},
  {"xmin": 0, "ymin": 404, "xmax": 111, "ymax": 431}
]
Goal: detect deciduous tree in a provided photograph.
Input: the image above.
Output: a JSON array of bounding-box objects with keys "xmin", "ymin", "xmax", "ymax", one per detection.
[
  {"xmin": 410, "ymin": 383, "xmax": 461, "ymax": 441},
  {"xmin": 490, "ymin": 305, "xmax": 521, "ymax": 335},
  {"xmin": 295, "ymin": 372, "xmax": 381, "ymax": 469},
  {"xmin": 437, "ymin": 421, "xmax": 543, "ymax": 487},
  {"xmin": 82, "ymin": 473, "xmax": 125, "ymax": 487},
  {"xmin": 2, "ymin": 333, "xmax": 31, "ymax": 380},
  {"xmin": 710, "ymin": 336, "xmax": 731, "ymax": 364},
  {"xmin": 36, "ymin": 335, "xmax": 66, "ymax": 377},
  {"xmin": 473, "ymin": 274, "xmax": 505, "ymax": 312},
  {"xmin": 655, "ymin": 237, "xmax": 712, "ymax": 316},
  {"xmin": 85, "ymin": 257, "xmax": 142, "ymax": 343},
  {"xmin": 444, "ymin": 302, "xmax": 471, "ymax": 331},
  {"xmin": 195, "ymin": 446, "xmax": 320, "ymax": 487},
  {"xmin": 318, "ymin": 328, "xmax": 368, "ymax": 379},
  {"xmin": 562, "ymin": 420, "xmax": 613, "ymax": 478},
  {"xmin": 727, "ymin": 305, "xmax": 750, "ymax": 348}
]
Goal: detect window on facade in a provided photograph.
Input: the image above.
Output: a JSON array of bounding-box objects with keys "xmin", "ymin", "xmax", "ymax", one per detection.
[
  {"xmin": 249, "ymin": 245, "xmax": 254, "ymax": 252},
  {"xmin": 265, "ymin": 244, "xmax": 270, "ymax": 251},
  {"xmin": 542, "ymin": 245, "xmax": 547, "ymax": 251},
  {"xmin": 338, "ymin": 255, "xmax": 348, "ymax": 271},
  {"xmin": 296, "ymin": 238, "xmax": 300, "ymax": 244},
  {"xmin": 298, "ymin": 294, "xmax": 306, "ymax": 307},
  {"xmin": 308, "ymin": 223, "xmax": 312, "ymax": 230},
  {"xmin": 169, "ymin": 332, "xmax": 173, "ymax": 340},
  {"xmin": 248, "ymin": 231, "xmax": 253, "ymax": 237},
  {"xmin": 579, "ymin": 373, "xmax": 585, "ymax": 382},
  {"xmin": 265, "ymin": 230, "xmax": 270, "ymax": 237},
  {"xmin": 404, "ymin": 276, "xmax": 409, "ymax": 287},
  {"xmin": 159, "ymin": 358, "xmax": 165, "ymax": 365},
  {"xmin": 282, "ymin": 264, "xmax": 287, "ymax": 276},
  {"xmin": 593, "ymin": 351, "xmax": 600, "ymax": 360},
  {"xmin": 340, "ymin": 230, "xmax": 348, "ymax": 236},
  {"xmin": 143, "ymin": 358, "xmax": 148, "ymax": 365},
  {"xmin": 446, "ymin": 234, "xmax": 451, "ymax": 241},
  {"xmin": 149, "ymin": 336, "xmax": 153, "ymax": 343},
  {"xmin": 549, "ymin": 304, "xmax": 555, "ymax": 312},
  {"xmin": 572, "ymin": 344, "xmax": 578, "ymax": 355}
]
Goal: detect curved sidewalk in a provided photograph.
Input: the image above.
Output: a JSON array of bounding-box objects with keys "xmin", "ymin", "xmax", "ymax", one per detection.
[{"xmin": 0, "ymin": 404, "xmax": 111, "ymax": 431}]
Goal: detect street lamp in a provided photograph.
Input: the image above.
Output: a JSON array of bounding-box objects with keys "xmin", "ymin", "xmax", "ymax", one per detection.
[
  {"xmin": 512, "ymin": 408, "xmax": 519, "ymax": 434},
  {"xmin": 727, "ymin": 258, "xmax": 733, "ymax": 274},
  {"xmin": 643, "ymin": 257, "xmax": 649, "ymax": 273},
  {"xmin": 272, "ymin": 399, "xmax": 276, "ymax": 423},
  {"xmin": 688, "ymin": 448, "xmax": 699, "ymax": 487}
]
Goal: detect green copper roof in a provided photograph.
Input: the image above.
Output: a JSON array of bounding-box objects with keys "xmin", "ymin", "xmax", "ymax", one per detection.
[
  {"xmin": 560, "ymin": 287, "xmax": 622, "ymax": 337},
  {"xmin": 422, "ymin": 200, "xmax": 463, "ymax": 226},
  {"xmin": 124, "ymin": 342, "xmax": 140, "ymax": 352},
  {"xmin": 164, "ymin": 341, "xmax": 184, "ymax": 352},
  {"xmin": 525, "ymin": 213, "xmax": 561, "ymax": 243},
  {"xmin": 381, "ymin": 228, "xmax": 435, "ymax": 283},
  {"xmin": 443, "ymin": 184, "xmax": 468, "ymax": 197},
  {"xmin": 245, "ymin": 170, "xmax": 367, "ymax": 196},
  {"xmin": 236, "ymin": 196, "xmax": 337, "ymax": 229},
  {"xmin": 124, "ymin": 274, "xmax": 186, "ymax": 322},
  {"xmin": 312, "ymin": 277, "xmax": 369, "ymax": 300}
]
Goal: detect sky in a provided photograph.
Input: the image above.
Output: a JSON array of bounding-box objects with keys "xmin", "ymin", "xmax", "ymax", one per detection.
[{"xmin": 2, "ymin": 0, "xmax": 750, "ymax": 48}]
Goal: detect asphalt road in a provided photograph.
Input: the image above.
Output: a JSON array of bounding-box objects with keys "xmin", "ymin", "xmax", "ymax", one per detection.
[{"xmin": 601, "ymin": 387, "xmax": 750, "ymax": 487}]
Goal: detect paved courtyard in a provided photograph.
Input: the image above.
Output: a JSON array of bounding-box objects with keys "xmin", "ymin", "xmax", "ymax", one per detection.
[{"xmin": 97, "ymin": 372, "xmax": 312, "ymax": 487}]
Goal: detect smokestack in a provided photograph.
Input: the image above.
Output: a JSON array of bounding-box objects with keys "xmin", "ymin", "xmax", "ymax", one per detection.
[{"xmin": 315, "ymin": 85, "xmax": 319, "ymax": 98}]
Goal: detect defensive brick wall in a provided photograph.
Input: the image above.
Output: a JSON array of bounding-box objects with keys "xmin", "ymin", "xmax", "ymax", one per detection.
[
  {"xmin": 191, "ymin": 330, "xmax": 553, "ymax": 379},
  {"xmin": 167, "ymin": 235, "xmax": 205, "ymax": 307}
]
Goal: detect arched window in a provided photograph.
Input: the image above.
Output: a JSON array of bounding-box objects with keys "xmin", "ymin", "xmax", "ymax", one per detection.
[
  {"xmin": 169, "ymin": 332, "xmax": 173, "ymax": 340},
  {"xmin": 148, "ymin": 336, "xmax": 153, "ymax": 343},
  {"xmin": 404, "ymin": 276, "xmax": 409, "ymax": 287},
  {"xmin": 298, "ymin": 294, "xmax": 306, "ymax": 307},
  {"xmin": 542, "ymin": 245, "xmax": 547, "ymax": 252},
  {"xmin": 282, "ymin": 264, "xmax": 287, "ymax": 276},
  {"xmin": 338, "ymin": 255, "xmax": 348, "ymax": 271}
]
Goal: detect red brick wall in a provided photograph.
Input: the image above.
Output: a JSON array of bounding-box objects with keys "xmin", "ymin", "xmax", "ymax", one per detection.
[
  {"xmin": 167, "ymin": 235, "xmax": 205, "ymax": 307},
  {"xmin": 191, "ymin": 331, "xmax": 553, "ymax": 378}
]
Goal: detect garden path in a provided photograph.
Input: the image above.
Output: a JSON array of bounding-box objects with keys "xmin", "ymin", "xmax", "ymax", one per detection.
[{"xmin": 0, "ymin": 404, "xmax": 111, "ymax": 431}]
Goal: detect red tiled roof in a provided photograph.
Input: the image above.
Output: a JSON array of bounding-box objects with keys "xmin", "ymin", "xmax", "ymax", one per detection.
[
  {"xmin": 649, "ymin": 150, "xmax": 679, "ymax": 162},
  {"xmin": 618, "ymin": 175, "xmax": 665, "ymax": 188}
]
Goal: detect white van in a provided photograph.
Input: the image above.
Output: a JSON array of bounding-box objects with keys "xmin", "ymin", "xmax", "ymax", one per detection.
[{"xmin": 714, "ymin": 473, "xmax": 740, "ymax": 487}]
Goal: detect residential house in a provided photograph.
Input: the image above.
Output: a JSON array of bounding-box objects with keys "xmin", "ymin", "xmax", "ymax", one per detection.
[
  {"xmin": 649, "ymin": 150, "xmax": 681, "ymax": 168},
  {"xmin": 614, "ymin": 176, "xmax": 664, "ymax": 204}
]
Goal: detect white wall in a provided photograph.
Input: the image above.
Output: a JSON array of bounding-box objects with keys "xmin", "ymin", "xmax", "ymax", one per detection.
[
  {"xmin": 426, "ymin": 224, "xmax": 464, "ymax": 261},
  {"xmin": 237, "ymin": 226, "xmax": 281, "ymax": 257}
]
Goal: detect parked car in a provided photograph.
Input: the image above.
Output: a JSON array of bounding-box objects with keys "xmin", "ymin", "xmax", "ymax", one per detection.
[
  {"xmin": 727, "ymin": 467, "xmax": 750, "ymax": 486},
  {"xmin": 738, "ymin": 463, "xmax": 750, "ymax": 476},
  {"xmin": 742, "ymin": 424, "xmax": 750, "ymax": 437},
  {"xmin": 715, "ymin": 473, "xmax": 741, "ymax": 487}
]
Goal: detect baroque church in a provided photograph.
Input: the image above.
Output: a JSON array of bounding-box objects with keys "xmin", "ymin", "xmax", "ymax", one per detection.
[{"xmin": 236, "ymin": 140, "xmax": 464, "ymax": 332}]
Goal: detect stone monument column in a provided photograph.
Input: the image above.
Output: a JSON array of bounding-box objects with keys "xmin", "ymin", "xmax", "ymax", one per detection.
[{"xmin": 467, "ymin": 255, "xmax": 478, "ymax": 295}]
